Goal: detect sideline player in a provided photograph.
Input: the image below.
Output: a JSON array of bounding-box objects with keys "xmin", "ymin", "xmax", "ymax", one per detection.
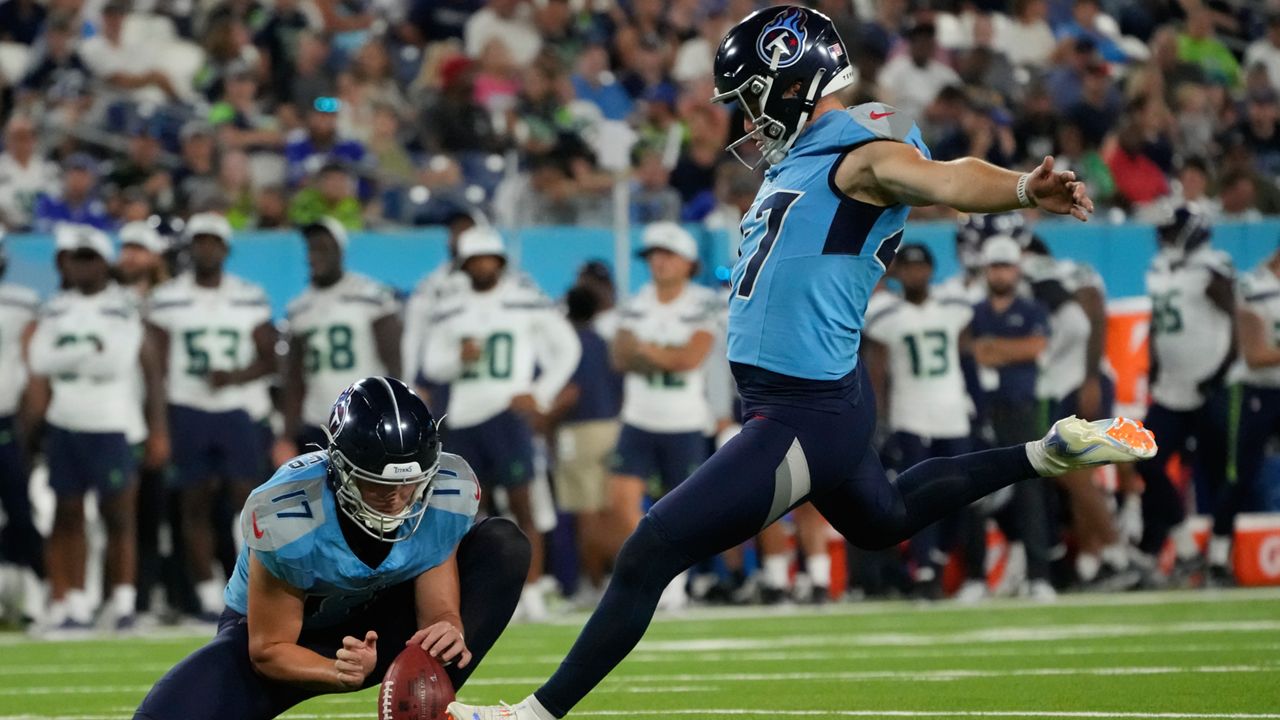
[
  {"xmin": 606, "ymin": 222, "xmax": 718, "ymax": 608},
  {"xmin": 862, "ymin": 243, "xmax": 973, "ymax": 598},
  {"xmin": 147, "ymin": 212, "xmax": 279, "ymax": 620},
  {"xmin": 134, "ymin": 377, "xmax": 529, "ymax": 719},
  {"xmin": 277, "ymin": 217, "xmax": 402, "ymax": 460},
  {"xmin": 421, "ymin": 227, "xmax": 580, "ymax": 620},
  {"xmin": 449, "ymin": 7, "xmax": 1155, "ymax": 718}
]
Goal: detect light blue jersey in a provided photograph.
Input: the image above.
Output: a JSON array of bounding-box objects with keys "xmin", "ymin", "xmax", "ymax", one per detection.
[
  {"xmin": 224, "ymin": 451, "xmax": 479, "ymax": 629},
  {"xmin": 728, "ymin": 103, "xmax": 930, "ymax": 381}
]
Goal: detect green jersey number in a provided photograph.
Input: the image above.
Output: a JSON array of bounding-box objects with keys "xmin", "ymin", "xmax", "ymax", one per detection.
[
  {"xmin": 302, "ymin": 324, "xmax": 356, "ymax": 374},
  {"xmin": 645, "ymin": 369, "xmax": 686, "ymax": 389},
  {"xmin": 1151, "ymin": 290, "xmax": 1184, "ymax": 335},
  {"xmin": 461, "ymin": 332, "xmax": 514, "ymax": 381},
  {"xmin": 53, "ymin": 333, "xmax": 105, "ymax": 380},
  {"xmin": 902, "ymin": 330, "xmax": 950, "ymax": 378},
  {"xmin": 184, "ymin": 328, "xmax": 241, "ymax": 376}
]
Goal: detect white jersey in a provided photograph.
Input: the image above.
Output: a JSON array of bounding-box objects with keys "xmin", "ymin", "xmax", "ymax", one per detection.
[
  {"xmin": 1036, "ymin": 300, "xmax": 1091, "ymax": 402},
  {"xmin": 148, "ymin": 273, "xmax": 273, "ymax": 414},
  {"xmin": 423, "ymin": 274, "xmax": 580, "ymax": 429},
  {"xmin": 1232, "ymin": 263, "xmax": 1280, "ymax": 388},
  {"xmin": 287, "ymin": 272, "xmax": 400, "ymax": 428},
  {"xmin": 1146, "ymin": 245, "xmax": 1235, "ymax": 410},
  {"xmin": 863, "ymin": 291, "xmax": 973, "ymax": 439},
  {"xmin": 934, "ymin": 272, "xmax": 986, "ymax": 305},
  {"xmin": 617, "ymin": 283, "xmax": 719, "ymax": 434},
  {"xmin": 0, "ymin": 282, "xmax": 39, "ymax": 416},
  {"xmin": 402, "ymin": 262, "xmax": 466, "ymax": 384},
  {"xmin": 28, "ymin": 283, "xmax": 144, "ymax": 435}
]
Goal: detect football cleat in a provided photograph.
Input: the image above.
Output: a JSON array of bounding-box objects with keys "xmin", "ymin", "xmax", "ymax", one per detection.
[
  {"xmin": 447, "ymin": 698, "xmax": 552, "ymax": 720},
  {"xmin": 1028, "ymin": 416, "xmax": 1157, "ymax": 477}
]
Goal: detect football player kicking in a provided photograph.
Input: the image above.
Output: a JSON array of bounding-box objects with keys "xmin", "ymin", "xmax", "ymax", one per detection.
[
  {"xmin": 449, "ymin": 7, "xmax": 1156, "ymax": 720},
  {"xmin": 134, "ymin": 377, "xmax": 529, "ymax": 720}
]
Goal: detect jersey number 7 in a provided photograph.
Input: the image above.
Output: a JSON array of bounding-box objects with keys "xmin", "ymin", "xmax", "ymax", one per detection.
[{"xmin": 736, "ymin": 190, "xmax": 803, "ymax": 300}]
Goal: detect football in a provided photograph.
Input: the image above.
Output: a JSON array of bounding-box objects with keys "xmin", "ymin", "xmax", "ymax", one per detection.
[{"xmin": 379, "ymin": 644, "xmax": 455, "ymax": 720}]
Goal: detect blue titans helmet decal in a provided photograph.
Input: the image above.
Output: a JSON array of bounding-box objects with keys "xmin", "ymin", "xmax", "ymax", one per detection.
[{"xmin": 756, "ymin": 8, "xmax": 807, "ymax": 68}]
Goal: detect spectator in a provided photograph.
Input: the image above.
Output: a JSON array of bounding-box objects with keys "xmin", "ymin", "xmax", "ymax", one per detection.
[
  {"xmin": 173, "ymin": 122, "xmax": 220, "ymax": 215},
  {"xmin": 209, "ymin": 64, "xmax": 284, "ymax": 152},
  {"xmin": 253, "ymin": 0, "xmax": 318, "ymax": 107},
  {"xmin": 105, "ymin": 122, "xmax": 173, "ymax": 213},
  {"xmin": 252, "ymin": 184, "xmax": 289, "ymax": 229},
  {"xmin": 0, "ymin": 0, "xmax": 45, "ymax": 44},
  {"xmin": 1245, "ymin": 13, "xmax": 1280, "ymax": 95},
  {"xmin": 1044, "ymin": 36, "xmax": 1100, "ymax": 112},
  {"xmin": 955, "ymin": 13, "xmax": 1017, "ymax": 104},
  {"xmin": 1104, "ymin": 118, "xmax": 1170, "ymax": 210},
  {"xmin": 0, "ymin": 114, "xmax": 59, "ymax": 230},
  {"xmin": 284, "ymin": 98, "xmax": 367, "ymax": 188},
  {"xmin": 366, "ymin": 104, "xmax": 418, "ymax": 188},
  {"xmin": 669, "ymin": 104, "xmax": 726, "ymax": 209},
  {"xmin": 33, "ymin": 153, "xmax": 112, "ymax": 232},
  {"xmin": 288, "ymin": 31, "xmax": 338, "ymax": 116},
  {"xmin": 1066, "ymin": 62, "xmax": 1121, "ymax": 147},
  {"xmin": 878, "ymin": 18, "xmax": 961, "ymax": 122},
  {"xmin": 1003, "ymin": 0, "xmax": 1055, "ymax": 68},
  {"xmin": 1012, "ymin": 85, "xmax": 1059, "ymax": 163},
  {"xmin": 571, "ymin": 44, "xmax": 634, "ymax": 122},
  {"xmin": 314, "ymin": 0, "xmax": 376, "ymax": 60},
  {"xmin": 1219, "ymin": 170, "xmax": 1263, "ymax": 221},
  {"xmin": 216, "ymin": 150, "xmax": 257, "ymax": 229},
  {"xmin": 408, "ymin": 0, "xmax": 484, "ymax": 44},
  {"xmin": 1177, "ymin": 7, "xmax": 1241, "ymax": 88},
  {"xmin": 195, "ymin": 9, "xmax": 261, "ymax": 102},
  {"xmin": 1173, "ymin": 83, "xmax": 1218, "ymax": 160},
  {"xmin": 420, "ymin": 57, "xmax": 503, "ymax": 153},
  {"xmin": 1225, "ymin": 88, "xmax": 1280, "ymax": 179},
  {"xmin": 337, "ymin": 40, "xmax": 411, "ymax": 144},
  {"xmin": 79, "ymin": 0, "xmax": 181, "ymax": 107},
  {"xmin": 288, "ymin": 161, "xmax": 364, "ymax": 229},
  {"xmin": 16, "ymin": 14, "xmax": 92, "ymax": 113},
  {"xmin": 464, "ymin": 0, "xmax": 542, "ymax": 66},
  {"xmin": 631, "ymin": 149, "xmax": 681, "ymax": 224},
  {"xmin": 1053, "ymin": 0, "xmax": 1132, "ymax": 64},
  {"xmin": 1175, "ymin": 157, "xmax": 1218, "ymax": 217},
  {"xmin": 1149, "ymin": 25, "xmax": 1207, "ymax": 106}
]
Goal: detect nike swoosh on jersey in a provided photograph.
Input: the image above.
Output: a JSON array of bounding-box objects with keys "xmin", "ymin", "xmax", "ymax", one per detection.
[
  {"xmin": 869, "ymin": 110, "xmax": 895, "ymax": 119},
  {"xmin": 252, "ymin": 512, "xmax": 265, "ymax": 539}
]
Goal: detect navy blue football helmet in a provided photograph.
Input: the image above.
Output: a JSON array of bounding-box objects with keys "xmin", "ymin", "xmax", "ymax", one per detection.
[
  {"xmin": 711, "ymin": 5, "xmax": 855, "ymax": 167},
  {"xmin": 1156, "ymin": 205, "xmax": 1211, "ymax": 258},
  {"xmin": 325, "ymin": 377, "xmax": 442, "ymax": 542}
]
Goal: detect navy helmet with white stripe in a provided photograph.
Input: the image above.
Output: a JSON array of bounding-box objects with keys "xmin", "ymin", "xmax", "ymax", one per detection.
[
  {"xmin": 325, "ymin": 376, "xmax": 442, "ymax": 542},
  {"xmin": 711, "ymin": 5, "xmax": 856, "ymax": 167}
]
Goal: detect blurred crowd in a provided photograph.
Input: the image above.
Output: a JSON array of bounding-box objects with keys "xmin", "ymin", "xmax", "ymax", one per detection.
[{"xmin": 5, "ymin": 0, "xmax": 1280, "ymax": 234}]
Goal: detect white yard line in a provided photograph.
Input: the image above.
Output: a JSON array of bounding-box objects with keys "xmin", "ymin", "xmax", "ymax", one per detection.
[{"xmin": 9, "ymin": 709, "xmax": 1280, "ymax": 720}]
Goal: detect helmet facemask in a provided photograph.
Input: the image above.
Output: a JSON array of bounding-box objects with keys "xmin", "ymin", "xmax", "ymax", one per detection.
[{"xmin": 329, "ymin": 442, "xmax": 439, "ymax": 543}]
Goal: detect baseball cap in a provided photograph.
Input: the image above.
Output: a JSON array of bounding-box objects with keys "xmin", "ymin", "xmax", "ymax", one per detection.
[
  {"xmin": 185, "ymin": 212, "xmax": 233, "ymax": 244},
  {"xmin": 896, "ymin": 243, "xmax": 934, "ymax": 266},
  {"xmin": 981, "ymin": 235, "xmax": 1023, "ymax": 266},
  {"xmin": 65, "ymin": 152, "xmax": 98, "ymax": 174},
  {"xmin": 638, "ymin": 222, "xmax": 698, "ymax": 262},
  {"xmin": 455, "ymin": 226, "xmax": 507, "ymax": 262},
  {"xmin": 55, "ymin": 223, "xmax": 115, "ymax": 261},
  {"xmin": 302, "ymin": 216, "xmax": 349, "ymax": 249},
  {"xmin": 119, "ymin": 221, "xmax": 168, "ymax": 254}
]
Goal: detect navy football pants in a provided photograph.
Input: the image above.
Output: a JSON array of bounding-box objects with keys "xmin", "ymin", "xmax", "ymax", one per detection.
[
  {"xmin": 534, "ymin": 369, "xmax": 1038, "ymax": 717},
  {"xmin": 134, "ymin": 518, "xmax": 530, "ymax": 720}
]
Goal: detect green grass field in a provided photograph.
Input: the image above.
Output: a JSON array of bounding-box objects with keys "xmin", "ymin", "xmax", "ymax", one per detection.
[{"xmin": 3, "ymin": 588, "xmax": 1280, "ymax": 719}]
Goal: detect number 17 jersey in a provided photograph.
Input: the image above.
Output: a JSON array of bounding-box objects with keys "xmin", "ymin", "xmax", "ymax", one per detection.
[{"xmin": 728, "ymin": 103, "xmax": 931, "ymax": 382}]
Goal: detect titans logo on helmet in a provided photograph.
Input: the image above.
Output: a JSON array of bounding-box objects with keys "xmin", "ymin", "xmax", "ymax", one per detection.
[
  {"xmin": 328, "ymin": 385, "xmax": 354, "ymax": 438},
  {"xmin": 756, "ymin": 7, "xmax": 807, "ymax": 68}
]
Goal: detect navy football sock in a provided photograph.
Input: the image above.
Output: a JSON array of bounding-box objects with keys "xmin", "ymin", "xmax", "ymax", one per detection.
[
  {"xmin": 534, "ymin": 516, "xmax": 688, "ymax": 718},
  {"xmin": 895, "ymin": 446, "xmax": 1037, "ymax": 532}
]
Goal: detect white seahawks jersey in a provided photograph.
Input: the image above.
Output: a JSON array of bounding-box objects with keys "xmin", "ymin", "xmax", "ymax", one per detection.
[
  {"xmin": 1146, "ymin": 245, "xmax": 1234, "ymax": 410},
  {"xmin": 28, "ymin": 283, "xmax": 144, "ymax": 435},
  {"xmin": 422, "ymin": 274, "xmax": 580, "ymax": 429},
  {"xmin": 1036, "ymin": 300, "xmax": 1091, "ymax": 402},
  {"xmin": 0, "ymin": 282, "xmax": 38, "ymax": 417},
  {"xmin": 287, "ymin": 273, "xmax": 400, "ymax": 428},
  {"xmin": 148, "ymin": 273, "xmax": 273, "ymax": 414},
  {"xmin": 402, "ymin": 262, "xmax": 465, "ymax": 385},
  {"xmin": 863, "ymin": 291, "xmax": 973, "ymax": 439},
  {"xmin": 617, "ymin": 283, "xmax": 719, "ymax": 434},
  {"xmin": 1232, "ymin": 263, "xmax": 1280, "ymax": 388}
]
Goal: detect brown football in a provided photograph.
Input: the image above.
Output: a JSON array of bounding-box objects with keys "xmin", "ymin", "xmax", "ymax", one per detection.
[{"xmin": 379, "ymin": 644, "xmax": 456, "ymax": 720}]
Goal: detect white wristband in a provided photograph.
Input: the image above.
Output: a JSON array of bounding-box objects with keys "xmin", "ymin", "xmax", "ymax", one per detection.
[{"xmin": 1016, "ymin": 173, "xmax": 1036, "ymax": 208}]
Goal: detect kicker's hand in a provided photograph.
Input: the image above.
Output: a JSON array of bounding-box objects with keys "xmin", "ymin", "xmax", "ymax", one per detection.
[
  {"xmin": 334, "ymin": 630, "xmax": 378, "ymax": 689},
  {"xmin": 1027, "ymin": 156, "xmax": 1094, "ymax": 221}
]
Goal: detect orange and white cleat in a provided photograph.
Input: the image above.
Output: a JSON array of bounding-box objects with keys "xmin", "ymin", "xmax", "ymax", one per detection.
[
  {"xmin": 447, "ymin": 698, "xmax": 555, "ymax": 720},
  {"xmin": 1029, "ymin": 416, "xmax": 1157, "ymax": 477}
]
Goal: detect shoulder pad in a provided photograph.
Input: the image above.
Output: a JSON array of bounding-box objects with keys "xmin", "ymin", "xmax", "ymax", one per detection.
[
  {"xmin": 846, "ymin": 103, "xmax": 917, "ymax": 143},
  {"xmin": 430, "ymin": 453, "xmax": 481, "ymax": 519},
  {"xmin": 242, "ymin": 454, "xmax": 330, "ymax": 555}
]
